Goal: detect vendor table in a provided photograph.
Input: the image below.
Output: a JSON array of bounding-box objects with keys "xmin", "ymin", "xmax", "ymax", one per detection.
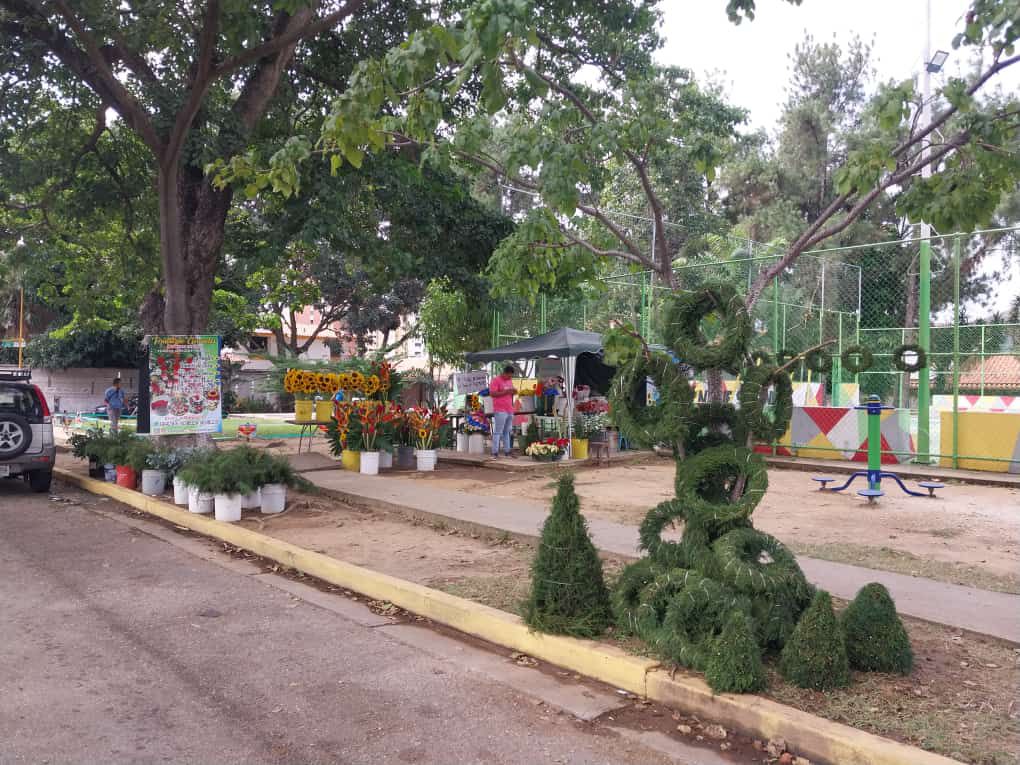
[{"xmin": 287, "ymin": 419, "xmax": 327, "ymax": 453}]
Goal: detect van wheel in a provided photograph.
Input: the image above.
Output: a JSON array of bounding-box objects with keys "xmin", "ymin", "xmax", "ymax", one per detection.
[{"xmin": 28, "ymin": 470, "xmax": 52, "ymax": 493}]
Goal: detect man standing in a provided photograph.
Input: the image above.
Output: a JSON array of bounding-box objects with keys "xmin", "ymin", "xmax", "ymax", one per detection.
[
  {"xmin": 488, "ymin": 365, "xmax": 517, "ymax": 458},
  {"xmin": 104, "ymin": 378, "xmax": 125, "ymax": 434}
]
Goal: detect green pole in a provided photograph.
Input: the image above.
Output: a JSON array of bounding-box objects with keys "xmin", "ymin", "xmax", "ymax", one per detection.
[
  {"xmin": 952, "ymin": 236, "xmax": 961, "ymax": 469},
  {"xmin": 917, "ymin": 235, "xmax": 932, "ymax": 463},
  {"xmin": 980, "ymin": 325, "xmax": 986, "ymax": 396},
  {"xmin": 540, "ymin": 294, "xmax": 547, "ymax": 334},
  {"xmin": 772, "ymin": 277, "xmax": 780, "ymax": 356},
  {"xmin": 833, "ymin": 312, "xmax": 843, "ymax": 407},
  {"xmin": 866, "ymin": 396, "xmax": 883, "ymax": 490}
]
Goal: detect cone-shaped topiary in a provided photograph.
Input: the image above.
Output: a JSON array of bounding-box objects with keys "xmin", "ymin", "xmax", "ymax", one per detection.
[
  {"xmin": 840, "ymin": 583, "xmax": 913, "ymax": 675},
  {"xmin": 779, "ymin": 590, "xmax": 850, "ymax": 690},
  {"xmin": 524, "ymin": 473, "xmax": 612, "ymax": 638},
  {"xmin": 705, "ymin": 610, "xmax": 767, "ymax": 694}
]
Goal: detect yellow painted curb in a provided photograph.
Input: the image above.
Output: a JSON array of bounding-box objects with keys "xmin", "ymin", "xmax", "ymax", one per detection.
[{"xmin": 57, "ymin": 468, "xmax": 962, "ymax": 765}]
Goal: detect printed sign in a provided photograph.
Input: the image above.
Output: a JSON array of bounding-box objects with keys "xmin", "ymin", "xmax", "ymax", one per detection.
[
  {"xmin": 148, "ymin": 335, "xmax": 222, "ymax": 435},
  {"xmin": 452, "ymin": 371, "xmax": 489, "ymax": 395}
]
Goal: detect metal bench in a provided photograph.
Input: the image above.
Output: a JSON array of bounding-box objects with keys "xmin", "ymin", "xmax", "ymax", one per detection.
[
  {"xmin": 812, "ymin": 476, "xmax": 836, "ymax": 490},
  {"xmin": 916, "ymin": 481, "xmax": 945, "ymax": 497},
  {"xmin": 857, "ymin": 488, "xmax": 884, "ymax": 504}
]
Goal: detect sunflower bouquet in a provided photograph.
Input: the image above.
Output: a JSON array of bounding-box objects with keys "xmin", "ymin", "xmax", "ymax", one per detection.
[{"xmin": 283, "ymin": 369, "xmax": 318, "ymax": 400}]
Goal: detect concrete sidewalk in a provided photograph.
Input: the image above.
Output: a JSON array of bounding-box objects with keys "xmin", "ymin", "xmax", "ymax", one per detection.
[{"xmin": 308, "ymin": 469, "xmax": 1020, "ymax": 644}]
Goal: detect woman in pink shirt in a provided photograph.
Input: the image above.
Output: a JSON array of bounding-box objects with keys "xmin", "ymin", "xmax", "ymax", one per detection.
[{"xmin": 489, "ymin": 365, "xmax": 517, "ymax": 458}]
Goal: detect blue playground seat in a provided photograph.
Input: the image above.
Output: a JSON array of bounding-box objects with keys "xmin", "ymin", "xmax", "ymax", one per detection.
[
  {"xmin": 917, "ymin": 481, "xmax": 944, "ymax": 497},
  {"xmin": 857, "ymin": 488, "xmax": 884, "ymax": 504},
  {"xmin": 812, "ymin": 476, "xmax": 836, "ymax": 490}
]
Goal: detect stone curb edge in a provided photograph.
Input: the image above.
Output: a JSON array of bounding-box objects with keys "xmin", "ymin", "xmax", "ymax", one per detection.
[{"xmin": 55, "ymin": 468, "xmax": 961, "ymax": 765}]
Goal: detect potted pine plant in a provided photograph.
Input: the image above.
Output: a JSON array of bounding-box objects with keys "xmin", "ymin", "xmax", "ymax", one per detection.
[
  {"xmin": 177, "ymin": 458, "xmax": 215, "ymax": 514},
  {"xmin": 69, "ymin": 428, "xmax": 108, "ymax": 478},
  {"xmin": 203, "ymin": 450, "xmax": 260, "ymax": 522},
  {"xmin": 257, "ymin": 452, "xmax": 297, "ymax": 514}
]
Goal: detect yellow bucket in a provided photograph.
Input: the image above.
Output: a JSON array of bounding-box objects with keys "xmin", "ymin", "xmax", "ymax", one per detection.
[
  {"xmin": 571, "ymin": 438, "xmax": 589, "ymax": 460},
  {"xmin": 294, "ymin": 399, "xmax": 313, "ymax": 421},
  {"xmin": 315, "ymin": 399, "xmax": 333, "ymax": 422},
  {"xmin": 341, "ymin": 450, "xmax": 361, "ymax": 472}
]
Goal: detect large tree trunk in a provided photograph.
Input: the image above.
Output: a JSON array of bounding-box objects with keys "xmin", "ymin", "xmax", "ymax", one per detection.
[{"xmin": 153, "ymin": 159, "xmax": 233, "ymax": 334}]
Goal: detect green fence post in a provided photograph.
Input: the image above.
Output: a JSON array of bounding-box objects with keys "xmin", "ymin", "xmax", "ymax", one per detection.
[
  {"xmin": 980, "ymin": 325, "xmax": 986, "ymax": 396},
  {"xmin": 952, "ymin": 235, "xmax": 961, "ymax": 469},
  {"xmin": 917, "ymin": 235, "xmax": 932, "ymax": 464},
  {"xmin": 833, "ymin": 312, "xmax": 843, "ymax": 407},
  {"xmin": 540, "ymin": 294, "xmax": 547, "ymax": 334},
  {"xmin": 492, "ymin": 309, "xmax": 499, "ymax": 347}
]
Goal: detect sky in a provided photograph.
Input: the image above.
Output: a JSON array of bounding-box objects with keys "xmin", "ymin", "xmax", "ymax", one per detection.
[{"xmin": 655, "ymin": 0, "xmax": 1019, "ymax": 318}]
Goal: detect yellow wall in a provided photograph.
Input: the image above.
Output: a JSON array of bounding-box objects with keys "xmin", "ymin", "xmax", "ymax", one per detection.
[{"xmin": 940, "ymin": 410, "xmax": 1020, "ymax": 473}]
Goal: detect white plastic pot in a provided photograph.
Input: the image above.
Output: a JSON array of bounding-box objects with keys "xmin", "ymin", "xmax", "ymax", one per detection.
[
  {"xmin": 379, "ymin": 450, "xmax": 393, "ymax": 469},
  {"xmin": 140, "ymin": 469, "xmax": 166, "ymax": 497},
  {"xmin": 360, "ymin": 451, "xmax": 380, "ymax": 476},
  {"xmin": 188, "ymin": 485, "xmax": 213, "ymax": 514},
  {"xmin": 241, "ymin": 489, "xmax": 261, "ymax": 509},
  {"xmin": 172, "ymin": 477, "xmax": 190, "ymax": 505},
  {"xmin": 416, "ymin": 449, "xmax": 438, "ymax": 472},
  {"xmin": 260, "ymin": 483, "xmax": 287, "ymax": 514},
  {"xmin": 214, "ymin": 493, "xmax": 243, "ymax": 522},
  {"xmin": 481, "ymin": 396, "xmax": 495, "ymax": 414},
  {"xmin": 467, "ymin": 433, "xmax": 485, "ymax": 455},
  {"xmin": 456, "ymin": 432, "xmax": 468, "ymax": 452},
  {"xmin": 104, "ymin": 463, "xmax": 117, "ymax": 482}
]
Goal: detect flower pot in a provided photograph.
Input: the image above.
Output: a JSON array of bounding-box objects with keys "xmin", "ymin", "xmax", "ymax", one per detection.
[
  {"xmin": 396, "ymin": 445, "xmax": 415, "ymax": 469},
  {"xmin": 416, "ymin": 449, "xmax": 437, "ymax": 472},
  {"xmin": 379, "ymin": 450, "xmax": 393, "ymax": 469},
  {"xmin": 360, "ymin": 451, "xmax": 380, "ymax": 476},
  {"xmin": 241, "ymin": 489, "xmax": 261, "ymax": 509},
  {"xmin": 115, "ymin": 465, "xmax": 137, "ymax": 489},
  {"xmin": 467, "ymin": 433, "xmax": 485, "ymax": 455},
  {"xmin": 341, "ymin": 450, "xmax": 361, "ymax": 472},
  {"xmin": 294, "ymin": 399, "xmax": 314, "ymax": 421},
  {"xmin": 456, "ymin": 432, "xmax": 468, "ymax": 452},
  {"xmin": 188, "ymin": 485, "xmax": 213, "ymax": 514},
  {"xmin": 103, "ymin": 463, "xmax": 117, "ymax": 482},
  {"xmin": 214, "ymin": 493, "xmax": 243, "ymax": 523},
  {"xmin": 570, "ymin": 438, "xmax": 589, "ymax": 460},
  {"xmin": 88, "ymin": 458, "xmax": 104, "ymax": 479},
  {"xmin": 260, "ymin": 483, "xmax": 287, "ymax": 514},
  {"xmin": 140, "ymin": 469, "xmax": 166, "ymax": 497},
  {"xmin": 315, "ymin": 399, "xmax": 333, "ymax": 422},
  {"xmin": 172, "ymin": 477, "xmax": 190, "ymax": 505}
]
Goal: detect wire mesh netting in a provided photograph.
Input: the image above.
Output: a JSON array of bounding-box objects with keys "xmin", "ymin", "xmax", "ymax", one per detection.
[{"xmin": 490, "ymin": 221, "xmax": 1020, "ymax": 470}]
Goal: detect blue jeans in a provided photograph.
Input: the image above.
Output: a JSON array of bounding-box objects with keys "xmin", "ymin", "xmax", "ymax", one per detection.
[{"xmin": 491, "ymin": 412, "xmax": 513, "ymax": 455}]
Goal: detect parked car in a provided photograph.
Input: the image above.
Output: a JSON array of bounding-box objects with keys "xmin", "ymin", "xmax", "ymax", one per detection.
[{"xmin": 0, "ymin": 369, "xmax": 55, "ymax": 492}]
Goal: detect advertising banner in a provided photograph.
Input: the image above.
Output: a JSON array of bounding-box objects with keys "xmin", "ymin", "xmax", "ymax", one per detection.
[{"xmin": 148, "ymin": 335, "xmax": 222, "ymax": 435}]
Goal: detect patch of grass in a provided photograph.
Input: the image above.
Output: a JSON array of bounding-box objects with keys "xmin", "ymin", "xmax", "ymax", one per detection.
[{"xmin": 788, "ymin": 541, "xmax": 1020, "ymax": 595}]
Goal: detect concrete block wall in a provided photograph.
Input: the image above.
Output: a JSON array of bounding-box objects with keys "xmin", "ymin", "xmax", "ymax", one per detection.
[{"xmin": 31, "ymin": 367, "xmax": 137, "ymax": 413}]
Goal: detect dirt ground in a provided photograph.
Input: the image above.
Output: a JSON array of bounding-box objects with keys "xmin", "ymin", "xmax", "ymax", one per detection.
[
  {"xmin": 241, "ymin": 493, "xmax": 1020, "ymax": 765},
  {"xmin": 370, "ymin": 459, "xmax": 1020, "ymax": 594}
]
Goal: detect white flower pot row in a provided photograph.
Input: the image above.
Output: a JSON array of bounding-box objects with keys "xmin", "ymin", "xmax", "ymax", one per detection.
[{"xmin": 173, "ymin": 476, "xmax": 287, "ymax": 520}]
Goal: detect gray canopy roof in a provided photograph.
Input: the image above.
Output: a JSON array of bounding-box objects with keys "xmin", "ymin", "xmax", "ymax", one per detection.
[{"xmin": 464, "ymin": 327, "xmax": 602, "ymax": 363}]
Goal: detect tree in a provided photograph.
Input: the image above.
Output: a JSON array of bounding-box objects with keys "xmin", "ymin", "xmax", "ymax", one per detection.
[
  {"xmin": 0, "ymin": 0, "xmax": 437, "ymax": 333},
  {"xmin": 220, "ymin": 0, "xmax": 1019, "ymax": 317},
  {"xmin": 418, "ymin": 278, "xmax": 493, "ymax": 366},
  {"xmin": 523, "ymin": 473, "xmax": 612, "ymax": 638}
]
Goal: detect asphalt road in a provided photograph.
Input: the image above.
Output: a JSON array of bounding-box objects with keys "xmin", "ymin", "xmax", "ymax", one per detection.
[{"xmin": 0, "ymin": 479, "xmax": 691, "ymax": 765}]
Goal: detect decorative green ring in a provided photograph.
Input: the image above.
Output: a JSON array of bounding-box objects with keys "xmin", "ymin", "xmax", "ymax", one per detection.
[
  {"xmin": 611, "ymin": 558, "xmax": 660, "ymax": 636},
  {"xmin": 804, "ymin": 347, "xmax": 832, "ymax": 374},
  {"xmin": 673, "ymin": 445, "xmax": 768, "ymax": 527},
  {"xmin": 609, "ymin": 352, "xmax": 692, "ymax": 449},
  {"xmin": 683, "ymin": 403, "xmax": 748, "ymax": 453},
  {"xmin": 656, "ymin": 573, "xmax": 751, "ymax": 671},
  {"xmin": 712, "ymin": 527, "xmax": 809, "ymax": 599},
  {"xmin": 738, "ymin": 365, "xmax": 793, "ymax": 442},
  {"xmin": 638, "ymin": 500, "xmax": 688, "ymax": 567},
  {"xmin": 840, "ymin": 344, "xmax": 874, "ymax": 374},
  {"xmin": 664, "ymin": 284, "xmax": 751, "ymax": 374},
  {"xmin": 633, "ymin": 567, "xmax": 698, "ymax": 639},
  {"xmin": 892, "ymin": 343, "xmax": 927, "ymax": 373}
]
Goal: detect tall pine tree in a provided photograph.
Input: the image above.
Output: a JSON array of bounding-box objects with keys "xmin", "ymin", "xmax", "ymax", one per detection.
[{"xmin": 524, "ymin": 474, "xmax": 612, "ymax": 638}]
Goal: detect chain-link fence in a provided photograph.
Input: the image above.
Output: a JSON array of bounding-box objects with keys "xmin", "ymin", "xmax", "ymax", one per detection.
[{"xmin": 490, "ymin": 223, "xmax": 1020, "ymax": 471}]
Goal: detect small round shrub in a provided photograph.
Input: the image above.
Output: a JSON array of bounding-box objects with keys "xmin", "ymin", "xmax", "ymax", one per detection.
[
  {"xmin": 779, "ymin": 590, "xmax": 851, "ymax": 690},
  {"xmin": 840, "ymin": 583, "xmax": 913, "ymax": 675}
]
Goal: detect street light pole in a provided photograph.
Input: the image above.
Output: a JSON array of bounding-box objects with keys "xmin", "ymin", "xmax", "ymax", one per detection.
[{"xmin": 916, "ymin": 0, "xmax": 934, "ymax": 465}]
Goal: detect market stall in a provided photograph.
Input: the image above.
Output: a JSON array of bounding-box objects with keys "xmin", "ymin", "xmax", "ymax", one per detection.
[{"xmin": 464, "ymin": 327, "xmax": 613, "ymax": 458}]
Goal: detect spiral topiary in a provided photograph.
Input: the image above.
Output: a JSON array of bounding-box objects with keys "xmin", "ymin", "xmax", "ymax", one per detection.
[
  {"xmin": 737, "ymin": 365, "xmax": 793, "ymax": 441},
  {"xmin": 609, "ymin": 351, "xmax": 693, "ymax": 450},
  {"xmin": 665, "ymin": 283, "xmax": 751, "ymax": 374}
]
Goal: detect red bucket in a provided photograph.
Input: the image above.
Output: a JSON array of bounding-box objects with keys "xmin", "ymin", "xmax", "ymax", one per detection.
[{"xmin": 115, "ymin": 465, "xmax": 137, "ymax": 489}]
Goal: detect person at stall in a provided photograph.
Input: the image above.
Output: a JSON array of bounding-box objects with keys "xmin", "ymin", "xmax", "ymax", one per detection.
[{"xmin": 489, "ymin": 365, "xmax": 517, "ymax": 458}]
